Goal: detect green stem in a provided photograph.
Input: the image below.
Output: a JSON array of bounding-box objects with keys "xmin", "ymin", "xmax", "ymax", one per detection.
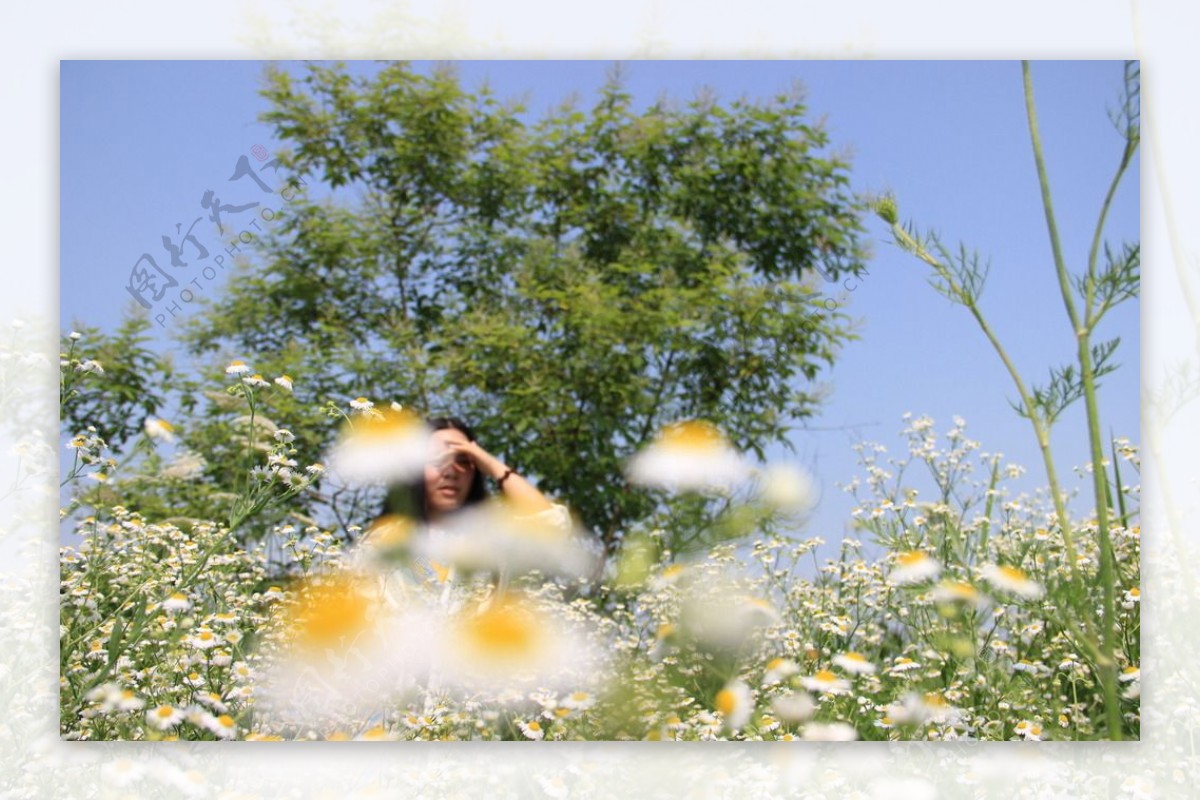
[{"xmin": 1023, "ymin": 60, "xmax": 1122, "ymax": 741}]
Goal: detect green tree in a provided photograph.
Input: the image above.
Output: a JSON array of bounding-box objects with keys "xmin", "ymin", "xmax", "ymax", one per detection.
[{"xmin": 181, "ymin": 61, "xmax": 867, "ymax": 555}]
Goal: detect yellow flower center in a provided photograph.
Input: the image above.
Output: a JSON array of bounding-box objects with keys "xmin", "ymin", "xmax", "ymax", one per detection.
[
  {"xmin": 659, "ymin": 420, "xmax": 726, "ymax": 451},
  {"xmin": 527, "ymin": 721, "xmax": 542, "ymax": 732},
  {"xmin": 365, "ymin": 515, "xmax": 414, "ymax": 548},
  {"xmin": 814, "ymin": 670, "xmax": 838, "ymax": 683},
  {"xmin": 156, "ymin": 706, "xmax": 175, "ymax": 718},
  {"xmin": 897, "ymin": 551, "xmax": 928, "ymax": 566},
  {"xmin": 715, "ymin": 689, "xmax": 738, "ymax": 716},
  {"xmin": 998, "ymin": 565, "xmax": 1028, "ymax": 582},
  {"xmin": 459, "ymin": 599, "xmax": 542, "ymax": 661},
  {"xmin": 289, "ymin": 576, "xmax": 373, "ymax": 650}
]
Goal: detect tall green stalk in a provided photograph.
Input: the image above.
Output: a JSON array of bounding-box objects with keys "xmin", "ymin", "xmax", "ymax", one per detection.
[
  {"xmin": 1022, "ymin": 60, "xmax": 1137, "ymax": 741},
  {"xmin": 877, "ymin": 61, "xmax": 1139, "ymax": 740}
]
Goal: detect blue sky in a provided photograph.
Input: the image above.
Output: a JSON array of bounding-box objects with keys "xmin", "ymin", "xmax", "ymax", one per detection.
[{"xmin": 60, "ymin": 60, "xmax": 1140, "ymax": 546}]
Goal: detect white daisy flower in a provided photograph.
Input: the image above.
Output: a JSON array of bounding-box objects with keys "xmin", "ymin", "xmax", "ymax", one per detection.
[
  {"xmin": 770, "ymin": 691, "xmax": 815, "ymax": 724},
  {"xmin": 327, "ymin": 407, "xmax": 429, "ymax": 485},
  {"xmin": 1014, "ymin": 720, "xmax": 1045, "ymax": 741},
  {"xmin": 273, "ymin": 429, "xmax": 295, "ymax": 444},
  {"xmin": 762, "ymin": 657, "xmax": 800, "ymax": 686},
  {"xmin": 1119, "ymin": 665, "xmax": 1141, "ymax": 683},
  {"xmin": 242, "ymin": 373, "xmax": 270, "ymax": 388},
  {"xmin": 889, "ymin": 551, "xmax": 941, "ymax": 585},
  {"xmin": 714, "ymin": 680, "xmax": 754, "ymax": 730},
  {"xmin": 930, "ymin": 580, "xmax": 985, "ymax": 607},
  {"xmin": 100, "ymin": 758, "xmax": 146, "ymax": 787},
  {"xmin": 205, "ymin": 713, "xmax": 238, "ymax": 740},
  {"xmin": 626, "ymin": 420, "xmax": 749, "ymax": 492},
  {"xmin": 196, "ymin": 692, "xmax": 228, "ymax": 715},
  {"xmin": 348, "ymin": 396, "xmax": 374, "ymax": 412},
  {"xmin": 162, "ymin": 592, "xmax": 191, "ymax": 613},
  {"xmin": 224, "ymin": 360, "xmax": 250, "ymax": 376},
  {"xmin": 561, "ymin": 691, "xmax": 594, "ymax": 711},
  {"xmin": 274, "ymin": 375, "xmax": 294, "ymax": 392},
  {"xmin": 981, "ymin": 564, "xmax": 1044, "ymax": 599},
  {"xmin": 517, "ymin": 720, "xmax": 545, "ymax": 740},
  {"xmin": 146, "ymin": 704, "xmax": 185, "ymax": 731},
  {"xmin": 115, "ymin": 689, "xmax": 145, "ymax": 712},
  {"xmin": 757, "ymin": 463, "xmax": 817, "ymax": 515},
  {"xmin": 144, "ymin": 417, "xmax": 176, "ymax": 443},
  {"xmin": 186, "ymin": 628, "xmax": 222, "ymax": 650},
  {"xmin": 887, "ymin": 657, "xmax": 922, "ymax": 675},
  {"xmin": 832, "ymin": 651, "xmax": 876, "ymax": 675},
  {"xmin": 76, "ymin": 359, "xmax": 105, "ymax": 374},
  {"xmin": 802, "ymin": 722, "xmax": 858, "ymax": 741},
  {"xmin": 68, "ymin": 331, "xmax": 82, "ymax": 341},
  {"xmin": 800, "ymin": 670, "xmax": 851, "ymax": 695}
]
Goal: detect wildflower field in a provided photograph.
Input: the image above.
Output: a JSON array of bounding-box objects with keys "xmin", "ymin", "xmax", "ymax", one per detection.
[
  {"xmin": 59, "ymin": 355, "xmax": 1141, "ymax": 742},
  {"xmin": 58, "ymin": 60, "xmax": 1141, "ymax": 745}
]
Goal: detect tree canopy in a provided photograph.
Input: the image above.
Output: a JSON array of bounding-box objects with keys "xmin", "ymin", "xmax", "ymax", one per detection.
[{"xmin": 160, "ymin": 61, "xmax": 867, "ymax": 554}]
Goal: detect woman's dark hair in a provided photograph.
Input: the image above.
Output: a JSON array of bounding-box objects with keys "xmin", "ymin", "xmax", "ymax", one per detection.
[{"xmin": 380, "ymin": 416, "xmax": 489, "ymax": 522}]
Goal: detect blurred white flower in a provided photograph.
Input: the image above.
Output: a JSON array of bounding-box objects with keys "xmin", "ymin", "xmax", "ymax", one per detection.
[
  {"xmin": 162, "ymin": 592, "xmax": 191, "ymax": 613},
  {"xmin": 626, "ymin": 420, "xmax": 749, "ymax": 492},
  {"xmin": 931, "ymin": 580, "xmax": 985, "ymax": 607},
  {"xmin": 802, "ymin": 722, "xmax": 858, "ymax": 741},
  {"xmin": 1014, "ymin": 720, "xmax": 1045, "ymax": 741},
  {"xmin": 832, "ymin": 651, "xmax": 876, "ymax": 675},
  {"xmin": 799, "ymin": 670, "xmax": 850, "ymax": 695},
  {"xmin": 143, "ymin": 417, "xmax": 176, "ymax": 442},
  {"xmin": 757, "ymin": 463, "xmax": 817, "ymax": 515},
  {"xmin": 413, "ymin": 501, "xmax": 598, "ymax": 579},
  {"xmin": 163, "ymin": 450, "xmax": 206, "ymax": 480},
  {"xmin": 889, "ymin": 551, "xmax": 941, "ymax": 585},
  {"xmin": 677, "ymin": 581, "xmax": 777, "ymax": 651},
  {"xmin": 349, "ymin": 396, "xmax": 374, "ymax": 412},
  {"xmin": 770, "ymin": 691, "xmax": 815, "ymax": 724},
  {"xmin": 146, "ymin": 704, "xmax": 184, "ymax": 731},
  {"xmin": 762, "ymin": 657, "xmax": 800, "ymax": 686},
  {"xmin": 224, "ymin": 359, "xmax": 250, "ymax": 375},
  {"xmin": 274, "ymin": 374, "xmax": 294, "ymax": 392},
  {"xmin": 327, "ymin": 407, "xmax": 429, "ymax": 485},
  {"xmin": 517, "ymin": 719, "xmax": 545, "ymax": 740},
  {"xmin": 438, "ymin": 592, "xmax": 604, "ymax": 696},
  {"xmin": 714, "ymin": 680, "xmax": 754, "ymax": 730},
  {"xmin": 242, "ymin": 373, "xmax": 270, "ymax": 388},
  {"xmin": 981, "ymin": 564, "xmax": 1044, "ymax": 599}
]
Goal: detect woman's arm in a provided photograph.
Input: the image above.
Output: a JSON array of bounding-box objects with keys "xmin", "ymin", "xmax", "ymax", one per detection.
[{"xmin": 450, "ymin": 439, "xmax": 556, "ymax": 515}]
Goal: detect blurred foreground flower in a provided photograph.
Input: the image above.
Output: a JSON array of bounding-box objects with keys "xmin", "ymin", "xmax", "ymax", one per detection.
[
  {"xmin": 981, "ymin": 564, "xmax": 1044, "ymax": 599},
  {"xmin": 143, "ymin": 417, "xmax": 176, "ymax": 443},
  {"xmin": 888, "ymin": 551, "xmax": 940, "ymax": 585},
  {"xmin": 440, "ymin": 591, "xmax": 605, "ymax": 696},
  {"xmin": 756, "ymin": 463, "xmax": 817, "ymax": 515},
  {"xmin": 714, "ymin": 680, "xmax": 753, "ymax": 730},
  {"xmin": 626, "ymin": 420, "xmax": 748, "ymax": 492},
  {"xmin": 412, "ymin": 501, "xmax": 598, "ymax": 579},
  {"xmin": 327, "ymin": 406, "xmax": 429, "ymax": 485}
]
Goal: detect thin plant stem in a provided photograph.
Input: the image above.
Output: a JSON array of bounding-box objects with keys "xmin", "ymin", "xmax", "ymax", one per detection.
[{"xmin": 1022, "ymin": 59, "xmax": 1123, "ymax": 741}]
